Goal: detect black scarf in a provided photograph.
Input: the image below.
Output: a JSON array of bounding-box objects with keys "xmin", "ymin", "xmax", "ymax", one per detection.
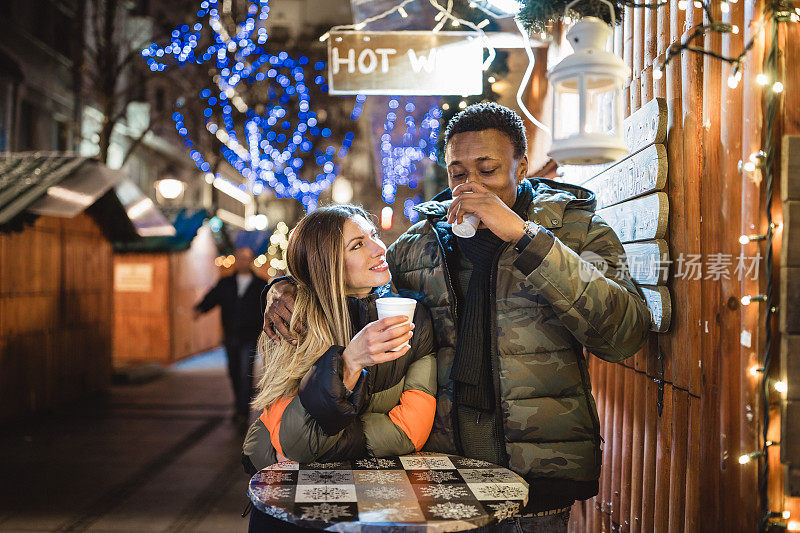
[{"xmin": 450, "ymin": 181, "xmax": 534, "ymax": 411}]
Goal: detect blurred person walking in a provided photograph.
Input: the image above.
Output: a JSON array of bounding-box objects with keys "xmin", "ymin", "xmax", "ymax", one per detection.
[{"xmin": 195, "ymin": 247, "xmax": 267, "ymax": 423}]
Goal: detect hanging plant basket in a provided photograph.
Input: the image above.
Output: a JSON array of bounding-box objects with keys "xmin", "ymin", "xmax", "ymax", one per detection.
[{"xmin": 517, "ymin": 0, "xmax": 626, "ymax": 32}]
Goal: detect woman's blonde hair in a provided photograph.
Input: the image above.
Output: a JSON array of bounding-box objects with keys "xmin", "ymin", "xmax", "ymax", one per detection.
[{"xmin": 251, "ymin": 204, "xmax": 373, "ymax": 411}]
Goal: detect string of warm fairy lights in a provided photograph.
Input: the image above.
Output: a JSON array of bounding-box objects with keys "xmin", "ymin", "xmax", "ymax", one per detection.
[{"xmin": 709, "ymin": 3, "xmax": 797, "ymax": 531}]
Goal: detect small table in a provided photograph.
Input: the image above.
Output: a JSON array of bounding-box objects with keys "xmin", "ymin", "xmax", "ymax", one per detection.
[{"xmin": 247, "ymin": 452, "xmax": 529, "ymax": 532}]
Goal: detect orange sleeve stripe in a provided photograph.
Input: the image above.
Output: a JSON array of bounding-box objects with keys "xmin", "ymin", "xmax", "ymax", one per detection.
[
  {"xmin": 259, "ymin": 395, "xmax": 295, "ymax": 459},
  {"xmin": 388, "ymin": 389, "xmax": 437, "ymax": 451}
]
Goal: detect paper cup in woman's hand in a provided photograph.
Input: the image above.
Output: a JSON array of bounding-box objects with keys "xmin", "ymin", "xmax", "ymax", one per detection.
[{"xmin": 376, "ymin": 297, "xmax": 417, "ymax": 351}]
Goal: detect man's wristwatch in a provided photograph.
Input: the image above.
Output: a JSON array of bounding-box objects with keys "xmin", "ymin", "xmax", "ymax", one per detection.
[{"xmin": 513, "ymin": 221, "xmax": 538, "ymax": 253}]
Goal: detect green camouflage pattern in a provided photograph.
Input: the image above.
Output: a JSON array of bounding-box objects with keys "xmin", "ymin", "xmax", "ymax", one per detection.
[{"xmin": 386, "ymin": 179, "xmax": 650, "ymax": 482}]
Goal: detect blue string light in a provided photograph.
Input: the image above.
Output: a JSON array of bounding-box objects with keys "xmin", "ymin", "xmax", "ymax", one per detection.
[
  {"xmin": 379, "ymin": 97, "xmax": 441, "ymax": 205},
  {"xmin": 141, "ymin": 0, "xmax": 366, "ymax": 211}
]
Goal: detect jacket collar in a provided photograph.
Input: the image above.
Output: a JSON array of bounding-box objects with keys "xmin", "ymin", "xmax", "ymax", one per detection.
[{"xmin": 413, "ymin": 178, "xmax": 596, "ymax": 230}]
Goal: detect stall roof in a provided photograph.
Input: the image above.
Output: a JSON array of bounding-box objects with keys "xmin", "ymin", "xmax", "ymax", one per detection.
[{"xmin": 0, "ymin": 152, "xmax": 173, "ymax": 242}]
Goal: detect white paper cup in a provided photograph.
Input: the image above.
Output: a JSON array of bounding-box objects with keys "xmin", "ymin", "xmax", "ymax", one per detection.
[
  {"xmin": 452, "ymin": 214, "xmax": 480, "ymax": 238},
  {"xmin": 375, "ymin": 297, "xmax": 417, "ymax": 351}
]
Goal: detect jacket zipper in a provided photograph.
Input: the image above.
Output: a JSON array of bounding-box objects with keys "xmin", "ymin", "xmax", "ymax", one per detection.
[
  {"xmin": 430, "ymin": 223, "xmax": 459, "ymax": 325},
  {"xmin": 430, "ymin": 221, "xmax": 462, "ymax": 454},
  {"xmin": 489, "ymin": 242, "xmax": 512, "ymax": 468},
  {"xmin": 576, "ymin": 348, "xmax": 603, "ymax": 476}
]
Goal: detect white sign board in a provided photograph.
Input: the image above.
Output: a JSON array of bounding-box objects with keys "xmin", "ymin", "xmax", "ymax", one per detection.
[
  {"xmin": 114, "ymin": 263, "xmax": 154, "ymax": 292},
  {"xmin": 327, "ymin": 31, "xmax": 483, "ymax": 95}
]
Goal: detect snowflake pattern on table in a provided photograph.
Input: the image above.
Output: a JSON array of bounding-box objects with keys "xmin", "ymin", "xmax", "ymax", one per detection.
[
  {"xmin": 458, "ymin": 469, "xmax": 520, "ymax": 483},
  {"xmin": 359, "ymin": 501, "xmax": 424, "ymax": 522},
  {"xmin": 262, "ymin": 506, "xmax": 290, "ymax": 522},
  {"xmin": 400, "ymin": 457, "xmax": 429, "ymax": 470},
  {"xmin": 354, "ymin": 470, "xmax": 406, "ymax": 484},
  {"xmin": 306, "ymin": 461, "xmax": 347, "ymax": 469},
  {"xmin": 250, "ymin": 485, "xmax": 292, "ymax": 500},
  {"xmin": 427, "ymin": 502, "xmax": 481, "ymax": 520},
  {"xmin": 456, "ymin": 458, "xmax": 495, "ymax": 468},
  {"xmin": 469, "ymin": 483, "xmax": 528, "ymax": 500},
  {"xmin": 363, "ymin": 486, "xmax": 407, "ymax": 500},
  {"xmin": 296, "ymin": 486, "xmax": 353, "ymax": 502},
  {"xmin": 299, "ymin": 470, "xmax": 352, "ymax": 484},
  {"xmin": 410, "ymin": 470, "xmax": 458, "ymax": 484},
  {"xmin": 486, "ymin": 501, "xmax": 521, "ymax": 521},
  {"xmin": 418, "ymin": 484, "xmax": 469, "ymax": 500},
  {"xmin": 298, "ymin": 502, "xmax": 353, "ymax": 521},
  {"xmin": 256, "ymin": 470, "xmax": 294, "ymax": 484},
  {"xmin": 355, "ymin": 458, "xmax": 398, "ymax": 469}
]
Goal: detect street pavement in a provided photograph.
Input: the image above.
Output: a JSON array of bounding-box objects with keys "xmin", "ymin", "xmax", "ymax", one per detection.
[{"xmin": 0, "ymin": 348, "xmax": 252, "ymax": 532}]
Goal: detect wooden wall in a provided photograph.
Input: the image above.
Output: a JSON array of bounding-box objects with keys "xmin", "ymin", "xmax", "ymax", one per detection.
[
  {"xmin": 113, "ymin": 226, "xmax": 223, "ymax": 365},
  {"xmin": 558, "ymin": 1, "xmax": 799, "ymax": 531},
  {"xmin": 0, "ymin": 214, "xmax": 113, "ymax": 420}
]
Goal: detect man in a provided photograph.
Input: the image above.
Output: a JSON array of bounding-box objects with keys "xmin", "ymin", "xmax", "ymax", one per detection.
[
  {"xmin": 195, "ymin": 247, "xmax": 267, "ymax": 423},
  {"xmin": 262, "ymin": 103, "xmax": 650, "ymax": 531}
]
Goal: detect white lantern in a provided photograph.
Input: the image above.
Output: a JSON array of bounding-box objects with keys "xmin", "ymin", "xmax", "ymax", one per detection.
[{"xmin": 547, "ymin": 0, "xmax": 630, "ymax": 165}]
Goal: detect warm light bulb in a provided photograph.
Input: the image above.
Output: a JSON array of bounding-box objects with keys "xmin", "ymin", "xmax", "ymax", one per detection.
[
  {"xmin": 756, "ymin": 73, "xmax": 769, "ymax": 85},
  {"xmin": 738, "ymin": 454, "xmax": 751, "ymax": 464},
  {"xmin": 381, "ymin": 206, "xmax": 393, "ymax": 230},
  {"xmin": 741, "ymin": 295, "xmax": 752, "ymax": 305},
  {"xmin": 653, "ymin": 67, "xmax": 663, "ymax": 80},
  {"xmin": 488, "ymin": 76, "xmax": 496, "ymax": 83},
  {"xmin": 442, "ymin": 103, "xmax": 450, "ymax": 110},
  {"xmin": 783, "ymin": 511, "xmax": 791, "ymax": 520},
  {"xmin": 773, "ymin": 81, "xmax": 784, "ymax": 93},
  {"xmin": 678, "ymin": 0, "xmax": 688, "ymax": 9},
  {"xmin": 744, "ymin": 161, "xmax": 756, "ymax": 172},
  {"xmin": 788, "ymin": 520, "xmax": 800, "ymax": 532},
  {"xmin": 739, "ymin": 235, "xmax": 749, "ymax": 245},
  {"xmin": 720, "ymin": 1, "xmax": 730, "ymax": 13},
  {"xmin": 459, "ymin": 101, "xmax": 467, "ymax": 109},
  {"xmin": 693, "ymin": 0, "xmax": 702, "ymax": 7},
  {"xmin": 732, "ymin": 24, "xmax": 740, "ymax": 34},
  {"xmin": 775, "ymin": 381, "xmax": 788, "ymax": 394},
  {"xmin": 727, "ymin": 74, "xmax": 739, "ymax": 89},
  {"xmin": 748, "ymin": 365, "xmax": 760, "ymax": 377},
  {"xmin": 156, "ymin": 178, "xmax": 185, "ymax": 199}
]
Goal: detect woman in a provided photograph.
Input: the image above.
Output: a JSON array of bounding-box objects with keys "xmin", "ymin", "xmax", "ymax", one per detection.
[{"xmin": 242, "ymin": 205, "xmax": 437, "ymax": 530}]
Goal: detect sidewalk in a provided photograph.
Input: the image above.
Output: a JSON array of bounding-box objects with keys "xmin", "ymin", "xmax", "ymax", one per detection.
[{"xmin": 0, "ymin": 348, "xmax": 252, "ymax": 533}]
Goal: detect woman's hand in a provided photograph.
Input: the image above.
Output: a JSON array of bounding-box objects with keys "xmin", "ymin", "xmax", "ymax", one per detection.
[{"xmin": 341, "ymin": 316, "xmax": 414, "ymax": 390}]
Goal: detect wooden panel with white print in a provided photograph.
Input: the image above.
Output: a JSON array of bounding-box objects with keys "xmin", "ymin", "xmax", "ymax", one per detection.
[{"xmin": 556, "ymin": 98, "xmax": 672, "ymax": 332}]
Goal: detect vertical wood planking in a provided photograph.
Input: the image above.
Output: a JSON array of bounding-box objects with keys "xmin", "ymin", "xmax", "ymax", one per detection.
[
  {"xmin": 610, "ymin": 364, "xmax": 625, "ymax": 525},
  {"xmin": 623, "ymin": 5, "xmax": 634, "ymax": 118},
  {"xmin": 630, "ymin": 372, "xmax": 646, "ymax": 532},
  {"xmin": 684, "ymin": 394, "xmax": 702, "ymax": 531},
  {"xmin": 738, "ymin": 1, "xmax": 766, "ymax": 528},
  {"xmin": 619, "ymin": 368, "xmax": 635, "ymax": 531},
  {"xmin": 653, "ymin": 382, "xmax": 674, "ymax": 531},
  {"xmin": 601, "ymin": 360, "xmax": 617, "ymax": 515},
  {"xmin": 676, "ymin": 3, "xmax": 704, "ymax": 396},
  {"xmin": 667, "ymin": 388, "xmax": 689, "ymax": 531}
]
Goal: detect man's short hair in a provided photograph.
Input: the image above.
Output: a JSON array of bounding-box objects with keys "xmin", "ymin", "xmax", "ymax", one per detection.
[{"xmin": 443, "ymin": 102, "xmax": 527, "ymax": 159}]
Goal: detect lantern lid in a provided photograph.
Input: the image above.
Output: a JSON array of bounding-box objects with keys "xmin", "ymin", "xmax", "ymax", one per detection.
[
  {"xmin": 567, "ymin": 17, "xmax": 611, "ymax": 51},
  {"xmin": 547, "ymin": 17, "xmax": 630, "ymax": 83}
]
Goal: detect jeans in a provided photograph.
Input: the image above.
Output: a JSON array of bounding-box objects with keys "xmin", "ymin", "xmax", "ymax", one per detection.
[{"xmin": 225, "ymin": 339, "xmax": 258, "ymax": 417}]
